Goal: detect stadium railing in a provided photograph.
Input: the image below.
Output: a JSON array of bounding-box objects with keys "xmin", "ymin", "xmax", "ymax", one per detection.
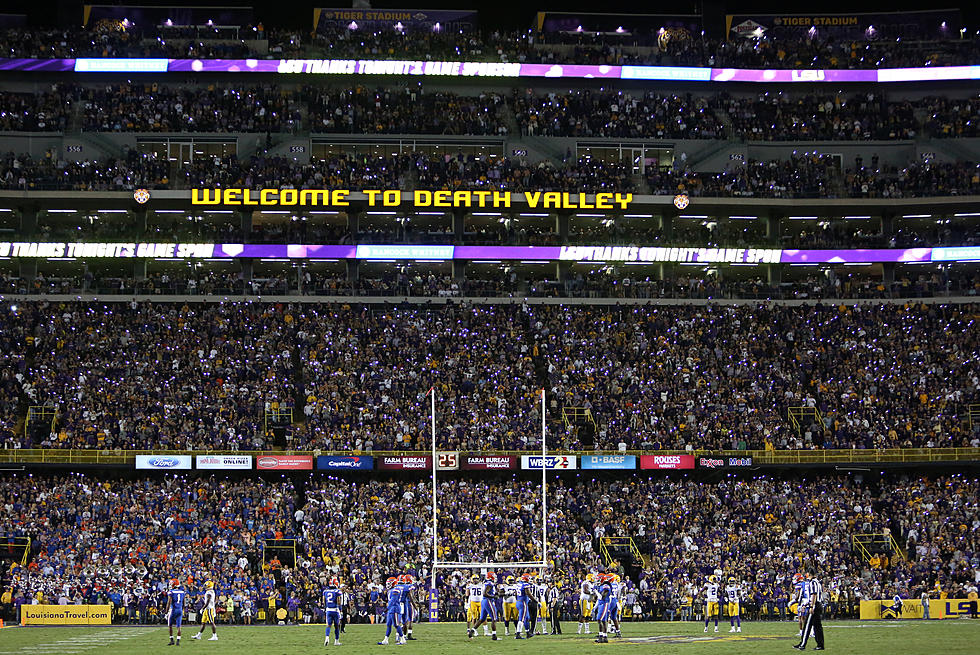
[{"xmin": 0, "ymin": 447, "xmax": 977, "ymax": 465}]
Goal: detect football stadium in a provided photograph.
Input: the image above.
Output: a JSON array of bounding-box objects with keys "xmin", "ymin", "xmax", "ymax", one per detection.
[{"xmin": 0, "ymin": 1, "xmax": 979, "ymax": 653}]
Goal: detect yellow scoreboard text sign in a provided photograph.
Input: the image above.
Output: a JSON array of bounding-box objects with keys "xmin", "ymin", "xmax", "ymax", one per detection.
[
  {"xmin": 192, "ymin": 189, "xmax": 633, "ymax": 210},
  {"xmin": 21, "ymin": 604, "xmax": 112, "ymax": 625}
]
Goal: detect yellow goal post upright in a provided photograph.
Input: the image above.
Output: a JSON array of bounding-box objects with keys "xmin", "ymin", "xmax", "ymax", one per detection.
[{"xmin": 427, "ymin": 388, "xmax": 550, "ymax": 619}]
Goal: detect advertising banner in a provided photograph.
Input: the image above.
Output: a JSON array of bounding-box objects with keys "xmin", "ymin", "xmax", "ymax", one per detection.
[
  {"xmin": 697, "ymin": 456, "xmax": 753, "ymax": 469},
  {"xmin": 1, "ymin": 56, "xmax": 979, "ymax": 84},
  {"xmin": 315, "ymin": 455, "xmax": 373, "ymax": 470},
  {"xmin": 428, "ymin": 588, "xmax": 439, "ymax": 622},
  {"xmin": 256, "ymin": 455, "xmax": 313, "ymax": 470},
  {"xmin": 377, "ymin": 455, "xmax": 432, "ymax": 471},
  {"xmin": 462, "ymin": 455, "xmax": 518, "ymax": 470},
  {"xmin": 314, "ymin": 8, "xmax": 477, "ymax": 34},
  {"xmin": 930, "ymin": 598, "xmax": 980, "ymax": 619},
  {"xmin": 521, "ymin": 455, "xmax": 577, "ymax": 470},
  {"xmin": 726, "ymin": 10, "xmax": 961, "ymax": 41},
  {"xmin": 581, "ymin": 455, "xmax": 636, "ymax": 470},
  {"xmin": 21, "ymin": 604, "xmax": 112, "ymax": 625},
  {"xmin": 195, "ymin": 454, "xmax": 253, "ymax": 470},
  {"xmin": 436, "ymin": 452, "xmax": 460, "ymax": 471},
  {"xmin": 859, "ymin": 600, "xmax": 926, "ymax": 620},
  {"xmin": 640, "ymin": 454, "xmax": 695, "ymax": 470},
  {"xmin": 135, "ymin": 455, "xmax": 192, "ymax": 470}
]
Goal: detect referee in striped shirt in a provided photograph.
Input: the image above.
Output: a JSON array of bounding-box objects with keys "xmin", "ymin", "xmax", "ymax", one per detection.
[{"xmin": 795, "ymin": 574, "xmax": 824, "ymax": 651}]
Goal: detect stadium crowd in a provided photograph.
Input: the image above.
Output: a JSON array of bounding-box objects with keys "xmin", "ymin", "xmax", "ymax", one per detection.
[
  {"xmin": 0, "ymin": 302, "xmax": 975, "ymax": 453},
  {"xmin": 0, "ymin": 472, "xmax": 977, "ymax": 624},
  {"xmin": 0, "ymin": 84, "xmax": 978, "ymax": 141},
  {"xmin": 3, "ymin": 24, "xmax": 980, "ymax": 69},
  {"xmin": 4, "ymin": 148, "xmax": 978, "ymax": 200}
]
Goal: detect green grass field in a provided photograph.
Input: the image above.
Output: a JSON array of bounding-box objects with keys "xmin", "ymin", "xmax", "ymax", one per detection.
[{"xmin": 1, "ymin": 620, "xmax": 978, "ymax": 655}]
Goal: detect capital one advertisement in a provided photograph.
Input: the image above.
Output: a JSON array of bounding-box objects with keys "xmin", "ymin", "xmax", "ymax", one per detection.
[
  {"xmin": 640, "ymin": 454, "xmax": 696, "ymax": 470},
  {"xmin": 316, "ymin": 455, "xmax": 374, "ymax": 470},
  {"xmin": 377, "ymin": 455, "xmax": 432, "ymax": 470}
]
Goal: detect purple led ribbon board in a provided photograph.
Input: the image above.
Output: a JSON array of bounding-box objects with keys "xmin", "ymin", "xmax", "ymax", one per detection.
[{"xmin": 0, "ymin": 58, "xmax": 977, "ymax": 83}]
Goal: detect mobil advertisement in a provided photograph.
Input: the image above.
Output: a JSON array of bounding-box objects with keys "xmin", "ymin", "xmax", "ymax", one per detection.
[
  {"xmin": 195, "ymin": 455, "xmax": 253, "ymax": 470},
  {"xmin": 462, "ymin": 455, "xmax": 518, "ymax": 470},
  {"xmin": 316, "ymin": 455, "xmax": 374, "ymax": 471},
  {"xmin": 640, "ymin": 454, "xmax": 696, "ymax": 470},
  {"xmin": 521, "ymin": 455, "xmax": 577, "ymax": 470},
  {"xmin": 377, "ymin": 455, "xmax": 432, "ymax": 471},
  {"xmin": 256, "ymin": 455, "xmax": 313, "ymax": 470},
  {"xmin": 697, "ymin": 456, "xmax": 754, "ymax": 469},
  {"xmin": 135, "ymin": 455, "xmax": 192, "ymax": 470},
  {"xmin": 581, "ymin": 455, "xmax": 637, "ymax": 470}
]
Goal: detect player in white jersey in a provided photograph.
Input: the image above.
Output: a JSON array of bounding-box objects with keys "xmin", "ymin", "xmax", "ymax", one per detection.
[
  {"xmin": 192, "ymin": 580, "xmax": 219, "ymax": 641},
  {"xmin": 502, "ymin": 576, "xmax": 518, "ymax": 635},
  {"xmin": 577, "ymin": 573, "xmax": 595, "ymax": 634},
  {"xmin": 725, "ymin": 577, "xmax": 742, "ymax": 632},
  {"xmin": 466, "ymin": 575, "xmax": 484, "ymax": 634},
  {"xmin": 703, "ymin": 575, "xmax": 720, "ymax": 633}
]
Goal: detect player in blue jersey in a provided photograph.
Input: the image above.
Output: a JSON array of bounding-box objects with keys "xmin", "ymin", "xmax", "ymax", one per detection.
[
  {"xmin": 469, "ymin": 572, "xmax": 499, "ymax": 640},
  {"xmin": 323, "ymin": 577, "xmax": 343, "ymax": 646},
  {"xmin": 398, "ymin": 574, "xmax": 417, "ymax": 641},
  {"xmin": 166, "ymin": 579, "xmax": 186, "ymax": 646},
  {"xmin": 514, "ymin": 573, "xmax": 534, "ymax": 640},
  {"xmin": 593, "ymin": 574, "xmax": 612, "ymax": 643},
  {"xmin": 378, "ymin": 576, "xmax": 406, "ymax": 646},
  {"xmin": 608, "ymin": 574, "xmax": 622, "ymax": 638}
]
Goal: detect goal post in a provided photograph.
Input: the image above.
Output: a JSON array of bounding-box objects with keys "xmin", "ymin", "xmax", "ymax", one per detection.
[{"xmin": 428, "ymin": 388, "xmax": 550, "ymax": 612}]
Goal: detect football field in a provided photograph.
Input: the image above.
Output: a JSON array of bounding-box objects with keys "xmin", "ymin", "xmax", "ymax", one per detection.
[{"xmin": 1, "ymin": 620, "xmax": 978, "ymax": 655}]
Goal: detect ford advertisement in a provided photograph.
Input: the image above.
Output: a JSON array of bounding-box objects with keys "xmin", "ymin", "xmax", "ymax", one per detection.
[{"xmin": 135, "ymin": 455, "xmax": 192, "ymax": 470}]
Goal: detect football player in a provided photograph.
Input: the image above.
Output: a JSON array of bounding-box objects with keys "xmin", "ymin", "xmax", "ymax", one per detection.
[
  {"xmin": 377, "ymin": 577, "xmax": 405, "ymax": 646},
  {"xmin": 191, "ymin": 580, "xmax": 218, "ymax": 641},
  {"xmin": 469, "ymin": 572, "xmax": 499, "ymax": 640},
  {"xmin": 166, "ymin": 579, "xmax": 185, "ymax": 646},
  {"xmin": 323, "ymin": 577, "xmax": 342, "ymax": 646},
  {"xmin": 703, "ymin": 574, "xmax": 720, "ymax": 633},
  {"xmin": 793, "ymin": 573, "xmax": 808, "ymax": 637},
  {"xmin": 725, "ymin": 576, "xmax": 742, "ymax": 633},
  {"xmin": 578, "ymin": 572, "xmax": 595, "ymax": 634},
  {"xmin": 514, "ymin": 573, "xmax": 533, "ymax": 639},
  {"xmin": 502, "ymin": 575, "xmax": 518, "ymax": 636},
  {"xmin": 398, "ymin": 574, "xmax": 417, "ymax": 641},
  {"xmin": 609, "ymin": 574, "xmax": 623, "ymax": 638},
  {"xmin": 593, "ymin": 574, "xmax": 612, "ymax": 643},
  {"xmin": 465, "ymin": 574, "xmax": 483, "ymax": 635}
]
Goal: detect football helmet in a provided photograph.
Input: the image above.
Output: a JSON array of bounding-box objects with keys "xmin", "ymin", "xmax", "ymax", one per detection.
[
  {"xmin": 205, "ymin": 580, "xmax": 214, "ymax": 589},
  {"xmin": 386, "ymin": 577, "xmax": 398, "ymax": 589},
  {"xmin": 486, "ymin": 572, "xmax": 497, "ymax": 582},
  {"xmin": 471, "ymin": 574, "xmax": 480, "ymax": 583},
  {"xmin": 330, "ymin": 577, "xmax": 339, "ymax": 587},
  {"xmin": 792, "ymin": 573, "xmax": 804, "ymax": 584},
  {"xmin": 728, "ymin": 577, "xmax": 736, "ymax": 584},
  {"xmin": 708, "ymin": 575, "xmax": 718, "ymax": 583},
  {"xmin": 506, "ymin": 575, "xmax": 515, "ymax": 584}
]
